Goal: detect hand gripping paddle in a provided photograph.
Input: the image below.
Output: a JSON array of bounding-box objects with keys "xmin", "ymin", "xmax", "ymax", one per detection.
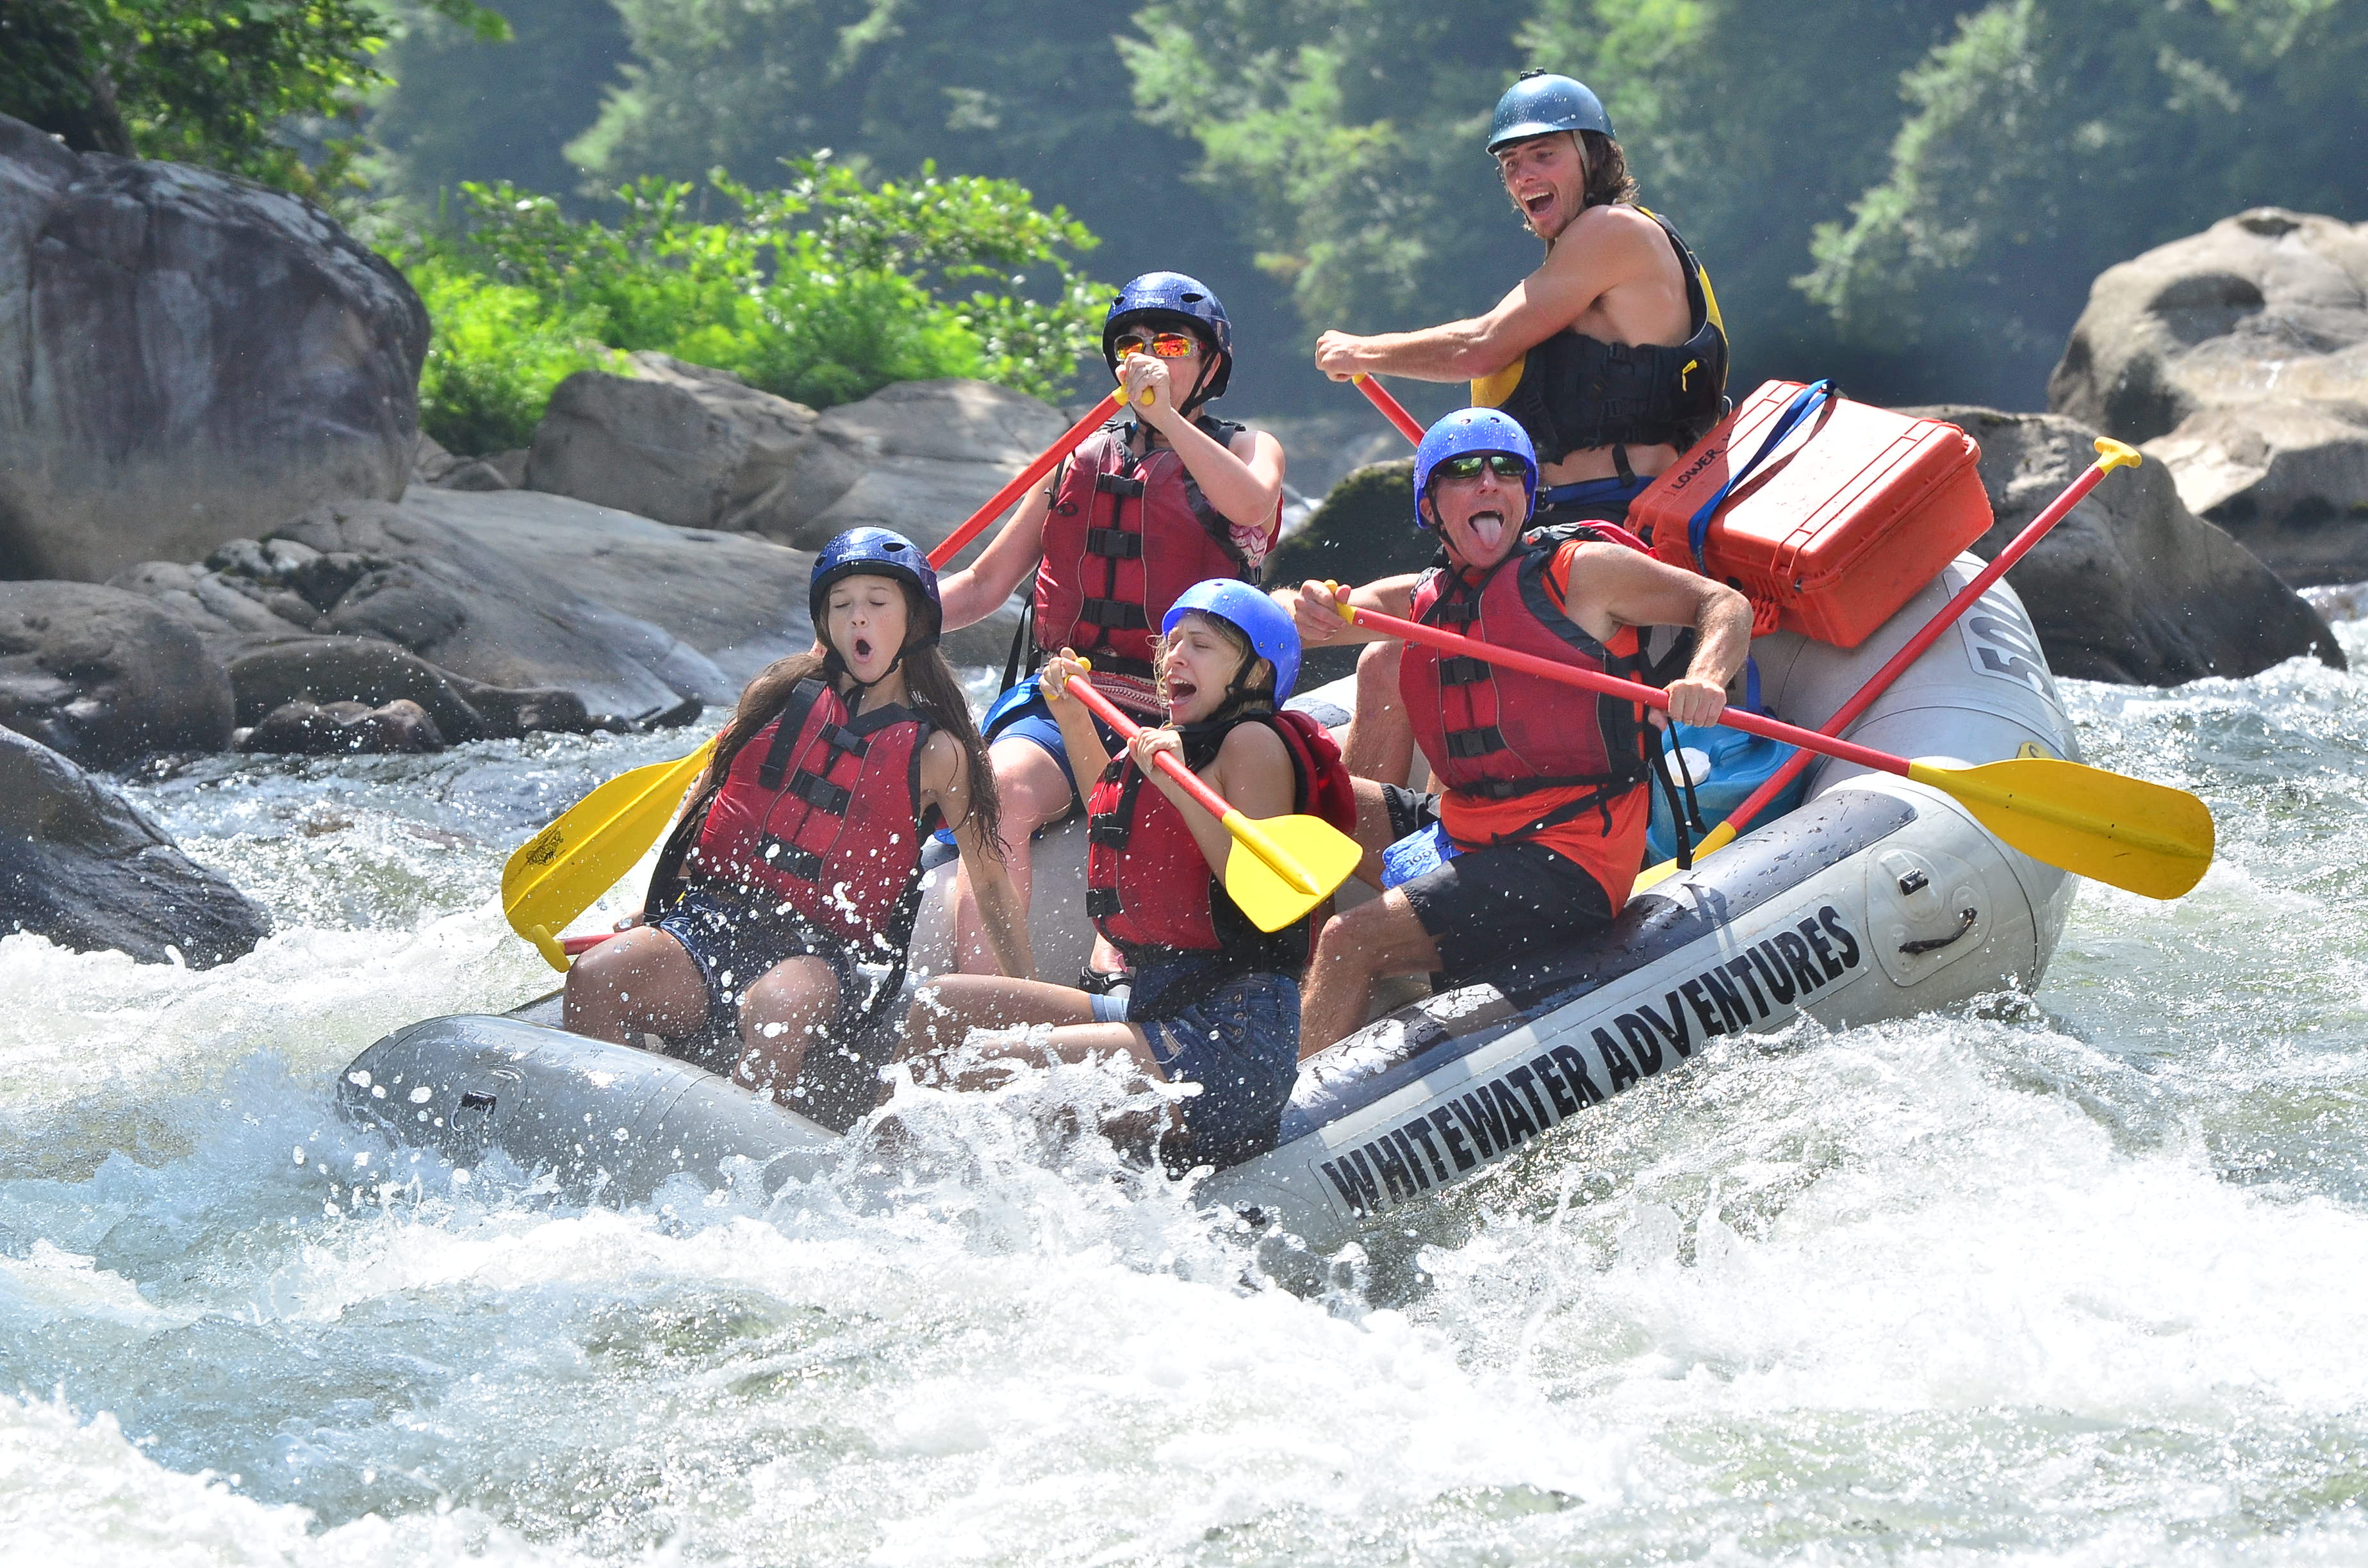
[
  {"xmin": 1333, "ymin": 596, "xmax": 2215, "ymax": 901},
  {"xmin": 1064, "ymin": 666, "xmax": 1361, "ymax": 932}
]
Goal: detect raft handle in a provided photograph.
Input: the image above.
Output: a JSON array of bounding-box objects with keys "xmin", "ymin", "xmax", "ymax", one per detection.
[{"xmin": 1899, "ymin": 907, "xmax": 1978, "ymax": 956}]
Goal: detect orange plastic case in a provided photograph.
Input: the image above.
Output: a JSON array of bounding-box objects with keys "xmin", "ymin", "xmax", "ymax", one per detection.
[{"xmin": 1628, "ymin": 380, "xmax": 1993, "ymax": 648}]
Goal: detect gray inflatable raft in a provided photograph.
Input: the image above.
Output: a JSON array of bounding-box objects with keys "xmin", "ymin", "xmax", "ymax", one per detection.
[{"xmin": 338, "ymin": 560, "xmax": 2078, "ymax": 1249}]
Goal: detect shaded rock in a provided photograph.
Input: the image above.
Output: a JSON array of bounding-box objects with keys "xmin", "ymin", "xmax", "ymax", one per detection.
[
  {"xmin": 236, "ymin": 698, "xmax": 445, "ymax": 755},
  {"xmin": 782, "ymin": 379, "xmax": 1073, "ymax": 558},
  {"xmin": 0, "ymin": 114, "xmax": 425, "ymax": 584},
  {"xmin": 224, "ymin": 636, "xmax": 586, "ymax": 742},
  {"xmin": 527, "ymin": 352, "xmax": 828, "ymax": 531},
  {"xmin": 2048, "ymin": 209, "xmax": 2368, "ymax": 584},
  {"xmin": 1909, "ymin": 406, "xmax": 2344, "ymax": 683},
  {"xmin": 0, "ymin": 726, "xmax": 268, "ymax": 967},
  {"xmin": 0, "ymin": 582, "xmax": 234, "ymax": 765},
  {"xmin": 1263, "ymin": 459, "xmax": 1429, "ymax": 688}
]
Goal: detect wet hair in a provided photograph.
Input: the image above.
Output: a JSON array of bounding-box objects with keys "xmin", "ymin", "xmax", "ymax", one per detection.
[
  {"xmin": 1156, "ymin": 609, "xmax": 1274, "ymax": 723},
  {"xmin": 703, "ymin": 582, "xmax": 1003, "ymax": 857}
]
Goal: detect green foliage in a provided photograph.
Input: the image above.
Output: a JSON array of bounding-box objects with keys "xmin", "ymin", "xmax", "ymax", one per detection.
[
  {"xmin": 1798, "ymin": 0, "xmax": 2368, "ymax": 372},
  {"xmin": 0, "ymin": 0, "xmax": 507, "ymax": 199},
  {"xmin": 393, "ymin": 158, "xmax": 1106, "ymax": 448},
  {"xmin": 399, "ymin": 250, "xmax": 616, "ymax": 453}
]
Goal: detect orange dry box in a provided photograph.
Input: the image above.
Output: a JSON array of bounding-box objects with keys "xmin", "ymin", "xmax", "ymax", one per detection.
[{"xmin": 1628, "ymin": 380, "xmax": 1994, "ymax": 649}]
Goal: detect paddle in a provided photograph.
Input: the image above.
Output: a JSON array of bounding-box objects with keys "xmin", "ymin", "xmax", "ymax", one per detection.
[
  {"xmin": 1632, "ymin": 436, "xmax": 2146, "ymax": 891},
  {"xmin": 503, "ymin": 740, "xmax": 715, "ymax": 971},
  {"xmin": 500, "ymin": 387, "xmax": 1141, "ymax": 970},
  {"xmin": 1062, "ymin": 665, "xmax": 1361, "ymax": 932},
  {"xmin": 1331, "ymin": 597, "xmax": 2214, "ymax": 900},
  {"xmin": 1351, "ymin": 373, "xmax": 1426, "ymax": 444}
]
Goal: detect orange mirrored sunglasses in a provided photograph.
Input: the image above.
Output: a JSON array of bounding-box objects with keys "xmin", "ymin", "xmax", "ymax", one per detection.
[{"xmin": 1112, "ymin": 331, "xmax": 1201, "ymax": 359}]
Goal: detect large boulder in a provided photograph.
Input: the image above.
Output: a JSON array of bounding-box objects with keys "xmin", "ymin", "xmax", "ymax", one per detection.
[
  {"xmin": 0, "ymin": 114, "xmax": 425, "ymax": 584},
  {"xmin": 2047, "ymin": 209, "xmax": 2368, "ymax": 585},
  {"xmin": 0, "ymin": 726, "xmax": 268, "ymax": 967},
  {"xmin": 522, "ymin": 368, "xmax": 1071, "ymax": 560},
  {"xmin": 527, "ymin": 352, "xmax": 831, "ymax": 532},
  {"xmin": 0, "ymin": 582, "xmax": 233, "ymax": 765},
  {"xmin": 1911, "ymin": 407, "xmax": 2344, "ymax": 684}
]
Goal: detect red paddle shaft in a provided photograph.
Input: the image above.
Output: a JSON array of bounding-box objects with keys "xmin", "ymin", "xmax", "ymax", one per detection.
[
  {"xmin": 1713, "ymin": 441, "xmax": 2139, "ymax": 831},
  {"xmin": 1060, "ymin": 675, "xmax": 1236, "ymax": 821},
  {"xmin": 1345, "ymin": 603, "xmax": 1926, "ymax": 783},
  {"xmin": 926, "ymin": 388, "xmax": 1124, "ymax": 568},
  {"xmin": 1350, "ymin": 373, "xmax": 1426, "ymax": 445}
]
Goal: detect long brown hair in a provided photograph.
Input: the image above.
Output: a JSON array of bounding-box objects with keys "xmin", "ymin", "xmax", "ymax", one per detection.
[{"xmin": 702, "ymin": 584, "xmax": 1003, "ymax": 857}]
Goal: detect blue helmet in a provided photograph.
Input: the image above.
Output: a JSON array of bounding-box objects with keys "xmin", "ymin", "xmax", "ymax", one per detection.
[
  {"xmin": 1162, "ymin": 578, "xmax": 1299, "ymax": 704},
  {"xmin": 1487, "ymin": 70, "xmax": 1614, "ymax": 153},
  {"xmin": 811, "ymin": 527, "xmax": 941, "ymax": 648},
  {"xmin": 1103, "ymin": 271, "xmax": 1233, "ymax": 404},
  {"xmin": 1413, "ymin": 408, "xmax": 1538, "ymax": 530}
]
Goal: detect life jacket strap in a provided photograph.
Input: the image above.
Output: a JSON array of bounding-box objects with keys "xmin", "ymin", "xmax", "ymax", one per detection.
[
  {"xmin": 1094, "ymin": 472, "xmax": 1146, "ymax": 498},
  {"xmin": 759, "ymin": 838, "xmax": 825, "ymax": 881},
  {"xmin": 1079, "ymin": 598, "xmax": 1151, "ymax": 630},
  {"xmin": 1438, "ymin": 655, "xmax": 1491, "ymax": 687},
  {"xmin": 1444, "ymin": 725, "xmax": 1508, "ymax": 759},
  {"xmin": 1085, "ymin": 886, "xmax": 1122, "ymax": 920},
  {"xmin": 1086, "ymin": 527, "xmax": 1142, "ymax": 559},
  {"xmin": 787, "ymin": 768, "xmax": 851, "ymax": 815}
]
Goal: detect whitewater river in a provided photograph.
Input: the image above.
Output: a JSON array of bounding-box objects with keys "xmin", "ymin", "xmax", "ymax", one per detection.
[{"xmin": 4, "ymin": 608, "xmax": 2366, "ymax": 1567}]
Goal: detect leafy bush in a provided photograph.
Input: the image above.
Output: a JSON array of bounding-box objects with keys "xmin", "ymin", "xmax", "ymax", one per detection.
[
  {"xmin": 399, "ymin": 252, "xmax": 618, "ymax": 455},
  {"xmin": 390, "ymin": 158, "xmax": 1106, "ymax": 450}
]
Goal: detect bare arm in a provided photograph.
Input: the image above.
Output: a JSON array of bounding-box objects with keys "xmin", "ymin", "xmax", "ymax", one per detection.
[
  {"xmin": 1039, "ymin": 651, "xmax": 1113, "ymax": 783},
  {"xmin": 1311, "ymin": 209, "xmax": 1664, "ymax": 382},
  {"xmin": 936, "ymin": 482, "xmax": 1053, "ymax": 633},
  {"xmin": 926, "ymin": 733, "xmax": 1035, "ymax": 981},
  {"xmin": 1121, "ymin": 351, "xmax": 1285, "ymax": 532},
  {"xmin": 1560, "ymin": 544, "xmax": 1753, "ymax": 727}
]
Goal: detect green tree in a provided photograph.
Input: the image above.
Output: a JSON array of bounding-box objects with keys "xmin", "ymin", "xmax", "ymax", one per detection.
[
  {"xmin": 0, "ymin": 0, "xmax": 506, "ymax": 198},
  {"xmin": 1799, "ymin": 0, "xmax": 2368, "ymax": 399}
]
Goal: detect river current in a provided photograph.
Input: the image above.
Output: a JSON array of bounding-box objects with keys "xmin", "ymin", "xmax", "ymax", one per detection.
[{"xmin": 4, "ymin": 608, "xmax": 2366, "ymax": 1566}]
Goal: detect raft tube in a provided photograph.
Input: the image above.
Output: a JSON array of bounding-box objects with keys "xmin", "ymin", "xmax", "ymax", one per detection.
[{"xmin": 337, "ymin": 558, "xmax": 2078, "ymax": 1249}]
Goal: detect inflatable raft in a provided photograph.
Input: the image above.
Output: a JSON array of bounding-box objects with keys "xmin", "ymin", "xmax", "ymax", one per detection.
[{"xmin": 337, "ymin": 555, "xmax": 2078, "ymax": 1250}]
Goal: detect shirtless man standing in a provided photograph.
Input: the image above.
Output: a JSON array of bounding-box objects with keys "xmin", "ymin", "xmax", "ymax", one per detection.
[{"xmin": 1311, "ymin": 72, "xmax": 1729, "ymax": 785}]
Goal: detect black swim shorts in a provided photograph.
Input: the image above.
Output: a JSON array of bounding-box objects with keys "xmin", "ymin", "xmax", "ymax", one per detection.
[{"xmin": 1381, "ymin": 792, "xmax": 1619, "ymax": 990}]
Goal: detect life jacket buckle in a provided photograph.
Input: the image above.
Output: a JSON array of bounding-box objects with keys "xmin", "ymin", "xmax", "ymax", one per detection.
[
  {"xmin": 1094, "ymin": 473, "xmax": 1146, "ymax": 498},
  {"xmin": 1085, "ymin": 527, "xmax": 1143, "ymax": 559},
  {"xmin": 788, "ymin": 769, "xmax": 852, "ymax": 815},
  {"xmin": 1438, "ymin": 655, "xmax": 1491, "ymax": 687},
  {"xmin": 1444, "ymin": 726, "xmax": 1507, "ymax": 759},
  {"xmin": 761, "ymin": 838, "xmax": 826, "ymax": 881}
]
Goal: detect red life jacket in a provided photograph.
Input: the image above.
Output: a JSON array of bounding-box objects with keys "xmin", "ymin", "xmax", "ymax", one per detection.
[
  {"xmin": 682, "ymin": 680, "xmax": 937, "ymax": 948},
  {"xmin": 1401, "ymin": 528, "xmax": 1654, "ymax": 819},
  {"xmin": 1034, "ymin": 420, "xmax": 1270, "ymax": 683},
  {"xmin": 1083, "ymin": 708, "xmax": 1351, "ymax": 973}
]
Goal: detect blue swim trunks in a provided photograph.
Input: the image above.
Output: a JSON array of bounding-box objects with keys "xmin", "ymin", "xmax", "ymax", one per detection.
[{"xmin": 978, "ymin": 673, "xmax": 1130, "ymax": 813}]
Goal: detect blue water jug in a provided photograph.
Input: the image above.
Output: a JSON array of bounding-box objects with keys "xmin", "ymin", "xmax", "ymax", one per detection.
[{"xmin": 1645, "ymin": 720, "xmax": 1808, "ymax": 865}]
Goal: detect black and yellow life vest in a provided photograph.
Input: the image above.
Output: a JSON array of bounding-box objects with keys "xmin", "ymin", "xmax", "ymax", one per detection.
[{"xmin": 1470, "ymin": 208, "xmax": 1729, "ymax": 464}]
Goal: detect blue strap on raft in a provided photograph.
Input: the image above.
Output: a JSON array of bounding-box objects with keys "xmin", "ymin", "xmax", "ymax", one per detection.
[{"xmin": 1686, "ymin": 379, "xmax": 1834, "ymax": 573}]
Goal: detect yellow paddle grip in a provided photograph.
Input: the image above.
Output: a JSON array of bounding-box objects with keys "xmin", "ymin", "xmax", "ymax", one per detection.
[
  {"xmin": 2094, "ymin": 437, "xmax": 2141, "ymax": 472},
  {"xmin": 525, "ymin": 924, "xmax": 568, "ymax": 974}
]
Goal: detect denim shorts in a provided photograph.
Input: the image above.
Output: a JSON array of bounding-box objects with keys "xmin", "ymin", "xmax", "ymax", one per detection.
[
  {"xmin": 1114, "ymin": 959, "xmax": 1303, "ymax": 1169},
  {"xmin": 654, "ymin": 885, "xmax": 862, "ymax": 1034}
]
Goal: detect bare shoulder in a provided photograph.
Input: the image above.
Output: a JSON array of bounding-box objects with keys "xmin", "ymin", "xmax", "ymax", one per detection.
[
  {"xmin": 920, "ymin": 728, "xmax": 967, "ymax": 792},
  {"xmin": 1218, "ymin": 717, "xmax": 1292, "ymax": 770},
  {"xmin": 1545, "ymin": 203, "xmax": 1665, "ymax": 274}
]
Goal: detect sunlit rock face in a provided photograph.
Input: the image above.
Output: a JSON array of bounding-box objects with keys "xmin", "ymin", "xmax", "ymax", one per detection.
[
  {"xmin": 2049, "ymin": 209, "xmax": 2368, "ymax": 587},
  {"xmin": 0, "ymin": 113, "xmax": 426, "ymax": 584}
]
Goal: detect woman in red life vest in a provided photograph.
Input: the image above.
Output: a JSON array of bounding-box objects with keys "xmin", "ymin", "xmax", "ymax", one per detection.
[
  {"xmin": 933, "ymin": 274, "xmax": 1286, "ymax": 977},
  {"xmin": 1290, "ymin": 409, "xmax": 1752, "ymax": 1058},
  {"xmin": 564, "ymin": 528, "xmax": 1032, "ymax": 1104},
  {"xmin": 900, "ymin": 582, "xmax": 1352, "ymax": 1170}
]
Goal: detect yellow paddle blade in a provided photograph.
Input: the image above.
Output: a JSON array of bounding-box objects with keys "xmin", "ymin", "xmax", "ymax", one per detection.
[
  {"xmin": 1631, "ymin": 819, "xmax": 1739, "ymax": 896},
  {"xmin": 1906, "ymin": 756, "xmax": 2215, "ymax": 900},
  {"xmin": 502, "ymin": 741, "xmax": 714, "ymax": 962},
  {"xmin": 1221, "ymin": 813, "xmax": 1364, "ymax": 933}
]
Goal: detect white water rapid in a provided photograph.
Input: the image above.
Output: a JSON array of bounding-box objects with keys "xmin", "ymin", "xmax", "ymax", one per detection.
[{"xmin": 5, "ymin": 612, "xmax": 2367, "ymax": 1566}]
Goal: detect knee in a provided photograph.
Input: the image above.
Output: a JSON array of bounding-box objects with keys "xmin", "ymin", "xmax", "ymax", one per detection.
[
  {"xmin": 1313, "ymin": 910, "xmax": 1368, "ymax": 968},
  {"xmin": 1355, "ymin": 639, "xmax": 1401, "ymax": 694}
]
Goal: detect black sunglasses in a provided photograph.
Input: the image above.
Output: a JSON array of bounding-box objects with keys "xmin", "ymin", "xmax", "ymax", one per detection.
[{"xmin": 1436, "ymin": 452, "xmax": 1528, "ymax": 481}]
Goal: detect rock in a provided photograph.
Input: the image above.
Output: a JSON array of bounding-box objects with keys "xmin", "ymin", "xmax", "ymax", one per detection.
[
  {"xmin": 2048, "ymin": 209, "xmax": 2368, "ymax": 584},
  {"xmin": 1262, "ymin": 459, "xmax": 1429, "ymax": 688},
  {"xmin": 2138, "ymin": 399, "xmax": 2368, "ymax": 586},
  {"xmin": 1909, "ymin": 406, "xmax": 2344, "ymax": 684},
  {"xmin": 235, "ymin": 698, "xmax": 445, "ymax": 755},
  {"xmin": 782, "ymin": 379, "xmax": 1073, "ymax": 557},
  {"xmin": 0, "ymin": 113, "xmax": 425, "ymax": 584},
  {"xmin": 0, "ymin": 582, "xmax": 234, "ymax": 765},
  {"xmin": 224, "ymin": 637, "xmax": 584, "ymax": 743},
  {"xmin": 527, "ymin": 352, "xmax": 828, "ymax": 532},
  {"xmin": 0, "ymin": 726, "xmax": 269, "ymax": 967}
]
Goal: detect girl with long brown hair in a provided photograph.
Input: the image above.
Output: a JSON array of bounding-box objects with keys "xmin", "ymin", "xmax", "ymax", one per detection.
[{"xmin": 565, "ymin": 528, "xmax": 1032, "ymax": 1106}]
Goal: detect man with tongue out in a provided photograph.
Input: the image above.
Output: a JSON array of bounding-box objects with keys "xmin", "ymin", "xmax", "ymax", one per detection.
[{"xmin": 1288, "ymin": 408, "xmax": 1750, "ymax": 1056}]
